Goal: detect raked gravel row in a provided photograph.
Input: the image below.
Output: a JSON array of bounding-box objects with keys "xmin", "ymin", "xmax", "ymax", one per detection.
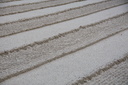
[
  {"xmin": 75, "ymin": 57, "xmax": 128, "ymax": 85},
  {"xmin": 0, "ymin": 0, "xmax": 51, "ymax": 8},
  {"xmin": 0, "ymin": 0, "xmax": 127, "ymax": 37},
  {"xmin": 1, "ymin": 27, "xmax": 128, "ymax": 85},
  {"xmin": 0, "ymin": 0, "xmax": 20, "ymax": 3},
  {"xmin": 0, "ymin": 0, "xmax": 80, "ymax": 16},
  {"xmin": 0, "ymin": 12, "xmax": 128, "ymax": 82},
  {"xmin": 0, "ymin": 0, "xmax": 48, "ymax": 7},
  {"xmin": 0, "ymin": 0, "xmax": 104, "ymax": 24},
  {"xmin": 0, "ymin": 0, "xmax": 128, "ymax": 84}
]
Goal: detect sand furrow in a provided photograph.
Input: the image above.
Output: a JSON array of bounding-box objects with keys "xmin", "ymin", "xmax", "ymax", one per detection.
[
  {"xmin": 1, "ymin": 27, "xmax": 128, "ymax": 85},
  {"xmin": 0, "ymin": 0, "xmax": 80, "ymax": 16},
  {"xmin": 0, "ymin": 13, "xmax": 128, "ymax": 82},
  {"xmin": 72, "ymin": 56, "xmax": 128, "ymax": 85},
  {"xmin": 0, "ymin": 0, "xmax": 21, "ymax": 3},
  {"xmin": 0, "ymin": 0, "xmax": 48, "ymax": 8},
  {"xmin": 0, "ymin": 0, "xmax": 51, "ymax": 8},
  {"xmin": 0, "ymin": 0, "xmax": 127, "ymax": 38},
  {"xmin": 0, "ymin": 0, "xmax": 104, "ymax": 24},
  {"xmin": 0, "ymin": 5, "xmax": 127, "ymax": 53}
]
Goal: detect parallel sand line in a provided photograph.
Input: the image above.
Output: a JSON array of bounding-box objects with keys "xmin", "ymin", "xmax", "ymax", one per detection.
[
  {"xmin": 0, "ymin": 0, "xmax": 104, "ymax": 24},
  {"xmin": 0, "ymin": 1, "xmax": 127, "ymax": 38},
  {"xmin": 0, "ymin": 0, "xmax": 81, "ymax": 16},
  {"xmin": 0, "ymin": 0, "xmax": 55, "ymax": 8},
  {"xmin": 0, "ymin": 13, "xmax": 128, "ymax": 82},
  {"xmin": 0, "ymin": 0, "xmax": 48, "ymax": 8},
  {"xmin": 0, "ymin": 0, "xmax": 49, "ymax": 7},
  {"xmin": 0, "ymin": 0, "xmax": 107, "ymax": 25},
  {"xmin": 1, "ymin": 30, "xmax": 128, "ymax": 85},
  {"xmin": 0, "ymin": 0, "xmax": 21, "ymax": 3},
  {"xmin": 82, "ymin": 60, "xmax": 128, "ymax": 85},
  {"xmin": 0, "ymin": 6, "xmax": 127, "ymax": 53},
  {"xmin": 0, "ymin": 12, "xmax": 128, "ymax": 55},
  {"xmin": 72, "ymin": 56, "xmax": 128, "ymax": 85},
  {"xmin": 0, "ymin": 29, "xmax": 128, "ymax": 84}
]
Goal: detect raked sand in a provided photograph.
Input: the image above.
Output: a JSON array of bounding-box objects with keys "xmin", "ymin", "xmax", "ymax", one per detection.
[{"xmin": 0, "ymin": 0, "xmax": 128, "ymax": 84}]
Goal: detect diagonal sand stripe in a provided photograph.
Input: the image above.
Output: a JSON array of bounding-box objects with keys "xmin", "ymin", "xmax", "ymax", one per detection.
[
  {"xmin": 0, "ymin": 0, "xmax": 48, "ymax": 7},
  {"xmin": 0, "ymin": 0, "xmax": 53, "ymax": 8},
  {"xmin": 0, "ymin": 4, "xmax": 128, "ymax": 53},
  {"xmin": 0, "ymin": 13, "xmax": 128, "ymax": 83},
  {"xmin": 0, "ymin": 0, "xmax": 21, "ymax": 3},
  {"xmin": 0, "ymin": 0, "xmax": 104, "ymax": 24},
  {"xmin": 0, "ymin": 0, "xmax": 80, "ymax": 16},
  {"xmin": 1, "ymin": 28, "xmax": 128, "ymax": 85},
  {"xmin": 0, "ymin": 0, "xmax": 108, "ymax": 25},
  {"xmin": 72, "ymin": 56, "xmax": 128, "ymax": 85},
  {"xmin": 0, "ymin": 0, "xmax": 127, "ymax": 38}
]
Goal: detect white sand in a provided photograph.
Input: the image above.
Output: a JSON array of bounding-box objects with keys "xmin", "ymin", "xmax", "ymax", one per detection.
[
  {"xmin": 1, "ymin": 28, "xmax": 128, "ymax": 85},
  {"xmin": 0, "ymin": 0, "xmax": 104, "ymax": 23},
  {"xmin": 0, "ymin": 4, "xmax": 128, "ymax": 53}
]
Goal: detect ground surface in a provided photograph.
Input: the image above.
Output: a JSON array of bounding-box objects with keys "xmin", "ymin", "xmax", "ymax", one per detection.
[{"xmin": 0, "ymin": 0, "xmax": 128, "ymax": 85}]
